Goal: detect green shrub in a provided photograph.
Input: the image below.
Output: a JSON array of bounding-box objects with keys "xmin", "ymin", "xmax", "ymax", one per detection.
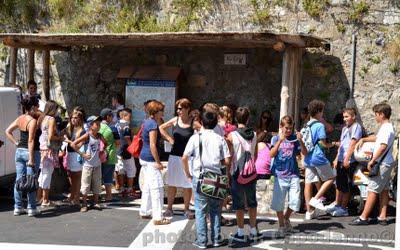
[
  {"xmin": 348, "ymin": 0, "xmax": 370, "ymax": 23},
  {"xmin": 389, "ymin": 64, "xmax": 399, "ymax": 75},
  {"xmin": 368, "ymin": 55, "xmax": 381, "ymax": 64},
  {"xmin": 302, "ymin": 0, "xmax": 329, "ymax": 18}
]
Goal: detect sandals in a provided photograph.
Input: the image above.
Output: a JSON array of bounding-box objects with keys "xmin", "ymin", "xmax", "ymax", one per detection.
[
  {"xmin": 140, "ymin": 215, "xmax": 152, "ymax": 219},
  {"xmin": 163, "ymin": 209, "xmax": 174, "ymax": 217},
  {"xmin": 153, "ymin": 218, "xmax": 171, "ymax": 225},
  {"xmin": 184, "ymin": 210, "xmax": 195, "ymax": 220}
]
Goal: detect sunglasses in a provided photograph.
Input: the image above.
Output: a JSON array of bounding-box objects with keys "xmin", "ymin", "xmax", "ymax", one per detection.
[{"xmin": 177, "ymin": 107, "xmax": 183, "ymax": 111}]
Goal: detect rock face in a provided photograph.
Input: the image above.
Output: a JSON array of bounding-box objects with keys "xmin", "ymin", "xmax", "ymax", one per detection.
[{"xmin": 0, "ymin": 0, "xmax": 399, "ymax": 133}]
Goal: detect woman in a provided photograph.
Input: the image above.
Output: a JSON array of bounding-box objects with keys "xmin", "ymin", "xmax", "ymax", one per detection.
[
  {"xmin": 256, "ymin": 110, "xmax": 273, "ymax": 134},
  {"xmin": 37, "ymin": 100, "xmax": 64, "ymax": 207},
  {"xmin": 6, "ymin": 96, "xmax": 40, "ymax": 216},
  {"xmin": 160, "ymin": 98, "xmax": 197, "ymax": 219},
  {"xmin": 218, "ymin": 105, "xmax": 237, "ymax": 137},
  {"xmin": 139, "ymin": 100, "xmax": 170, "ymax": 225},
  {"xmin": 63, "ymin": 108, "xmax": 86, "ymax": 206}
]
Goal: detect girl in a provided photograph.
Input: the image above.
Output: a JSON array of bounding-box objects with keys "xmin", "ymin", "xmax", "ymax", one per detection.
[
  {"xmin": 6, "ymin": 97, "xmax": 40, "ymax": 216},
  {"xmin": 256, "ymin": 110, "xmax": 273, "ymax": 135},
  {"xmin": 270, "ymin": 115, "xmax": 307, "ymax": 236},
  {"xmin": 218, "ymin": 105, "xmax": 237, "ymax": 137},
  {"xmin": 63, "ymin": 108, "xmax": 86, "ymax": 206},
  {"xmin": 37, "ymin": 100, "xmax": 64, "ymax": 207}
]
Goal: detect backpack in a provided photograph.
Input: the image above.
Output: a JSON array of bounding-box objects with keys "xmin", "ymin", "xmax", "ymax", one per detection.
[
  {"xmin": 127, "ymin": 124, "xmax": 144, "ymax": 158},
  {"xmin": 99, "ymin": 136, "xmax": 108, "ymax": 163},
  {"xmin": 300, "ymin": 120, "xmax": 320, "ymax": 153},
  {"xmin": 233, "ymin": 132, "xmax": 258, "ymax": 185}
]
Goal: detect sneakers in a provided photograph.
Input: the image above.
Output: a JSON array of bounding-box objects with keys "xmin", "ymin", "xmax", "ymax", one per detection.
[
  {"xmin": 13, "ymin": 208, "xmax": 25, "ymax": 216},
  {"xmin": 27, "ymin": 208, "xmax": 40, "ymax": 217},
  {"xmin": 249, "ymin": 231, "xmax": 263, "ymax": 241},
  {"xmin": 305, "ymin": 210, "xmax": 316, "ymax": 220},
  {"xmin": 92, "ymin": 204, "xmax": 102, "ymax": 211},
  {"xmin": 229, "ymin": 232, "xmax": 246, "ymax": 243},
  {"xmin": 331, "ymin": 207, "xmax": 348, "ymax": 217},
  {"xmin": 349, "ymin": 217, "xmax": 369, "ymax": 226},
  {"xmin": 192, "ymin": 241, "xmax": 207, "ymax": 249},
  {"xmin": 325, "ymin": 202, "xmax": 337, "ymax": 213},
  {"xmin": 309, "ymin": 197, "xmax": 326, "ymax": 211},
  {"xmin": 275, "ymin": 227, "xmax": 286, "ymax": 238},
  {"xmin": 80, "ymin": 205, "xmax": 88, "ymax": 212}
]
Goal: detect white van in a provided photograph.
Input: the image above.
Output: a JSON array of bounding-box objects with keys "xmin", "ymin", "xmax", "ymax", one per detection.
[{"xmin": 0, "ymin": 87, "xmax": 22, "ymax": 186}]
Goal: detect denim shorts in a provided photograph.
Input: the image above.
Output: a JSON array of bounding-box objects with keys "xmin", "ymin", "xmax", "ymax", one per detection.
[
  {"xmin": 231, "ymin": 178, "xmax": 257, "ymax": 211},
  {"xmin": 102, "ymin": 164, "xmax": 115, "ymax": 185},
  {"xmin": 271, "ymin": 176, "xmax": 300, "ymax": 212}
]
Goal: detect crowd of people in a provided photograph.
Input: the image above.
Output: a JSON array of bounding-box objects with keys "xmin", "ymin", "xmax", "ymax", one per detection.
[{"xmin": 3, "ymin": 80, "xmax": 396, "ymax": 248}]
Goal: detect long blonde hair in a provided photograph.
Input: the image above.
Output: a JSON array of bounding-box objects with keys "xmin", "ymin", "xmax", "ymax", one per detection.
[
  {"xmin": 220, "ymin": 106, "xmax": 233, "ymax": 124},
  {"xmin": 65, "ymin": 109, "xmax": 84, "ymax": 139}
]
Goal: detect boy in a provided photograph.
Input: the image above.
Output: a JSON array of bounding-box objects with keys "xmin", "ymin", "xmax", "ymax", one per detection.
[
  {"xmin": 72, "ymin": 115, "xmax": 104, "ymax": 212},
  {"xmin": 303, "ymin": 99, "xmax": 336, "ymax": 220},
  {"xmin": 270, "ymin": 115, "xmax": 307, "ymax": 236},
  {"xmin": 350, "ymin": 103, "xmax": 395, "ymax": 226},
  {"xmin": 329, "ymin": 108, "xmax": 362, "ymax": 217},
  {"xmin": 182, "ymin": 111, "xmax": 231, "ymax": 249},
  {"xmin": 116, "ymin": 108, "xmax": 137, "ymax": 198},
  {"xmin": 226, "ymin": 107, "xmax": 262, "ymax": 243},
  {"xmin": 99, "ymin": 108, "xmax": 121, "ymax": 201}
]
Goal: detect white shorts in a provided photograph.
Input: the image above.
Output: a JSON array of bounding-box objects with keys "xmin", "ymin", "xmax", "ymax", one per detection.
[
  {"xmin": 305, "ymin": 163, "xmax": 336, "ymax": 184},
  {"xmin": 116, "ymin": 156, "xmax": 136, "ymax": 178},
  {"xmin": 166, "ymin": 155, "xmax": 191, "ymax": 189},
  {"xmin": 67, "ymin": 152, "xmax": 83, "ymax": 172}
]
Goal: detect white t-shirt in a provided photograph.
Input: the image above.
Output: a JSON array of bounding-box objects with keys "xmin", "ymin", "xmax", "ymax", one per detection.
[
  {"xmin": 373, "ymin": 122, "xmax": 395, "ymax": 166},
  {"xmin": 183, "ymin": 129, "xmax": 230, "ymax": 178}
]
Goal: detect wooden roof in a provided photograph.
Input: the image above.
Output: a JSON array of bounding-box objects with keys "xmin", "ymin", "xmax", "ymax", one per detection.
[{"xmin": 0, "ymin": 32, "xmax": 329, "ymax": 51}]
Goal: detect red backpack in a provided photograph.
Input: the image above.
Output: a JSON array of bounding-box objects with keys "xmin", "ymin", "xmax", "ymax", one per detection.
[{"xmin": 127, "ymin": 124, "xmax": 144, "ymax": 158}]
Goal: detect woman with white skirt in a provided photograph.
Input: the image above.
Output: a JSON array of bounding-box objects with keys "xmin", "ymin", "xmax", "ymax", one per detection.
[{"xmin": 160, "ymin": 98, "xmax": 201, "ymax": 219}]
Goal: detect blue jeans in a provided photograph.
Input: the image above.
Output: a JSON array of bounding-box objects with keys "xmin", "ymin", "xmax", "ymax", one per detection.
[
  {"xmin": 14, "ymin": 148, "xmax": 37, "ymax": 210},
  {"xmin": 271, "ymin": 176, "xmax": 300, "ymax": 212},
  {"xmin": 192, "ymin": 177, "xmax": 222, "ymax": 246}
]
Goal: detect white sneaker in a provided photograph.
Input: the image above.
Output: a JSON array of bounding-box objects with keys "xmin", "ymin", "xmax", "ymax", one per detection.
[
  {"xmin": 305, "ymin": 210, "xmax": 316, "ymax": 220},
  {"xmin": 309, "ymin": 197, "xmax": 326, "ymax": 211},
  {"xmin": 27, "ymin": 208, "xmax": 40, "ymax": 217},
  {"xmin": 13, "ymin": 208, "xmax": 25, "ymax": 216},
  {"xmin": 325, "ymin": 201, "xmax": 336, "ymax": 211},
  {"xmin": 331, "ymin": 207, "xmax": 349, "ymax": 217}
]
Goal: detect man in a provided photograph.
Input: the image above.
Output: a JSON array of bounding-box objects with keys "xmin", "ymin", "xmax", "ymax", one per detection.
[{"xmin": 111, "ymin": 94, "xmax": 124, "ymax": 124}]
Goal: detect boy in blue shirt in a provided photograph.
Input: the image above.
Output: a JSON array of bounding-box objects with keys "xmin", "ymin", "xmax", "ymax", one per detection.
[
  {"xmin": 329, "ymin": 108, "xmax": 363, "ymax": 217},
  {"xmin": 303, "ymin": 100, "xmax": 336, "ymax": 220}
]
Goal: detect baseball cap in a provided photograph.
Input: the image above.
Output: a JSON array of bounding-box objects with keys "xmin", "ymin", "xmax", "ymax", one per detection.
[
  {"xmin": 100, "ymin": 108, "xmax": 113, "ymax": 119},
  {"xmin": 86, "ymin": 115, "xmax": 101, "ymax": 125}
]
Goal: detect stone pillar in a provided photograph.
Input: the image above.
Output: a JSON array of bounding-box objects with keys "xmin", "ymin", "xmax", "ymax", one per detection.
[
  {"xmin": 9, "ymin": 47, "xmax": 18, "ymax": 85},
  {"xmin": 280, "ymin": 47, "xmax": 303, "ymax": 128},
  {"xmin": 27, "ymin": 49, "xmax": 35, "ymax": 82},
  {"xmin": 42, "ymin": 50, "xmax": 50, "ymax": 101}
]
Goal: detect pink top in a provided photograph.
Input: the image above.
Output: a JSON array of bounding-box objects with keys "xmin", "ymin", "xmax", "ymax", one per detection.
[
  {"xmin": 255, "ymin": 144, "xmax": 271, "ymax": 175},
  {"xmin": 223, "ymin": 124, "xmax": 237, "ymax": 136}
]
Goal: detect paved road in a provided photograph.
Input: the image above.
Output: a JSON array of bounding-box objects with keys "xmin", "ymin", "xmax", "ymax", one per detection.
[{"xmin": 0, "ymin": 191, "xmax": 396, "ymax": 250}]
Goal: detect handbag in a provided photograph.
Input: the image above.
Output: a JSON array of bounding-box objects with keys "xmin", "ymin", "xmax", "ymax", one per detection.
[
  {"xmin": 196, "ymin": 133, "xmax": 229, "ymax": 200},
  {"xmin": 127, "ymin": 124, "xmax": 144, "ymax": 158},
  {"xmin": 368, "ymin": 143, "xmax": 393, "ymax": 177},
  {"xmin": 15, "ymin": 165, "xmax": 39, "ymax": 192}
]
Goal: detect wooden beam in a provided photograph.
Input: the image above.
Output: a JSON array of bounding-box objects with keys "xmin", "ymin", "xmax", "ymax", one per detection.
[
  {"xmin": 9, "ymin": 47, "xmax": 18, "ymax": 85},
  {"xmin": 27, "ymin": 49, "xmax": 35, "ymax": 81},
  {"xmin": 280, "ymin": 47, "xmax": 303, "ymax": 121},
  {"xmin": 42, "ymin": 50, "xmax": 50, "ymax": 101},
  {"xmin": 3, "ymin": 37, "xmax": 70, "ymax": 51}
]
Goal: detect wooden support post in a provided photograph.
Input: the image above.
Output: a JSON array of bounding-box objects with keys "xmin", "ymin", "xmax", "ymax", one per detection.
[
  {"xmin": 27, "ymin": 49, "xmax": 35, "ymax": 82},
  {"xmin": 280, "ymin": 47, "xmax": 303, "ymax": 127},
  {"xmin": 42, "ymin": 50, "xmax": 50, "ymax": 101},
  {"xmin": 9, "ymin": 47, "xmax": 18, "ymax": 85}
]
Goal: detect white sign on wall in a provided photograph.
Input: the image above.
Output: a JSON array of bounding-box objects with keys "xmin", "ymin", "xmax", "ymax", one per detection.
[{"xmin": 224, "ymin": 53, "xmax": 247, "ymax": 65}]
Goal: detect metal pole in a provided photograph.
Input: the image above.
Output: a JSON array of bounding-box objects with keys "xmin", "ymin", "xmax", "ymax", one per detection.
[{"xmin": 350, "ymin": 34, "xmax": 357, "ymax": 98}]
